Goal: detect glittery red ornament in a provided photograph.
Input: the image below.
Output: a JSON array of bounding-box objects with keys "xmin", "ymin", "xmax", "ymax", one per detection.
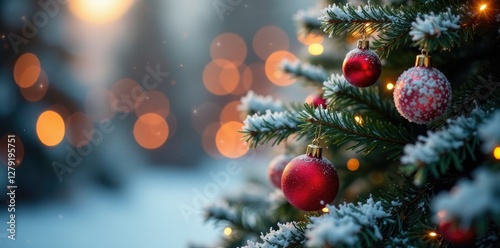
[
  {"xmin": 342, "ymin": 40, "xmax": 381, "ymax": 87},
  {"xmin": 393, "ymin": 54, "xmax": 451, "ymax": 124},
  {"xmin": 438, "ymin": 220, "xmax": 476, "ymax": 245},
  {"xmin": 267, "ymin": 154, "xmax": 293, "ymax": 188},
  {"xmin": 305, "ymin": 93, "xmax": 327, "ymax": 108},
  {"xmin": 281, "ymin": 144, "xmax": 339, "ymax": 211}
]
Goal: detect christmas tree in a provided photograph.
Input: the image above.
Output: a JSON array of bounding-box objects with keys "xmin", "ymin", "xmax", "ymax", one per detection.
[{"xmin": 203, "ymin": 0, "xmax": 500, "ymax": 247}]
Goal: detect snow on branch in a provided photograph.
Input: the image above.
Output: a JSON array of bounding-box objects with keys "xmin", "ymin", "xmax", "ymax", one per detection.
[
  {"xmin": 433, "ymin": 168, "xmax": 500, "ymax": 227},
  {"xmin": 294, "ymin": 8, "xmax": 323, "ymax": 33},
  {"xmin": 242, "ymin": 222, "xmax": 305, "ymax": 248},
  {"xmin": 409, "ymin": 10, "xmax": 460, "ymax": 43},
  {"xmin": 478, "ymin": 110, "xmax": 500, "ymax": 153},
  {"xmin": 281, "ymin": 60, "xmax": 329, "ymax": 87},
  {"xmin": 306, "ymin": 197, "xmax": 391, "ymax": 246},
  {"xmin": 204, "ymin": 200, "xmax": 238, "ymax": 222},
  {"xmin": 238, "ymin": 91, "xmax": 284, "ymax": 116},
  {"xmin": 241, "ymin": 109, "xmax": 302, "ymax": 148},
  {"xmin": 401, "ymin": 108, "xmax": 487, "ymax": 166}
]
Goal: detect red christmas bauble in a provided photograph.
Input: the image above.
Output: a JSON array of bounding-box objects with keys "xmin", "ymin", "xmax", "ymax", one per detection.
[
  {"xmin": 305, "ymin": 93, "xmax": 327, "ymax": 108},
  {"xmin": 438, "ymin": 220, "xmax": 475, "ymax": 245},
  {"xmin": 393, "ymin": 66, "xmax": 451, "ymax": 124},
  {"xmin": 342, "ymin": 47, "xmax": 381, "ymax": 87},
  {"xmin": 281, "ymin": 146, "xmax": 339, "ymax": 211},
  {"xmin": 267, "ymin": 154, "xmax": 293, "ymax": 188}
]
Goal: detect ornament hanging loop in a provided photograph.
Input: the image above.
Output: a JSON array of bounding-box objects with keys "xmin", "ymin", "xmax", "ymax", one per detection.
[
  {"xmin": 415, "ymin": 49, "xmax": 432, "ymax": 67},
  {"xmin": 307, "ymin": 125, "xmax": 323, "ymax": 158}
]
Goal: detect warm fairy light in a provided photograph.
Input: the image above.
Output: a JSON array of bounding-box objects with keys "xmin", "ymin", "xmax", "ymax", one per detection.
[
  {"xmin": 224, "ymin": 227, "xmax": 232, "ymax": 236},
  {"xmin": 37, "ymin": 111, "xmax": 65, "ymax": 147},
  {"xmin": 321, "ymin": 207, "xmax": 329, "ymax": 213},
  {"xmin": 220, "ymin": 101, "xmax": 242, "ymax": 125},
  {"xmin": 265, "ymin": 50, "xmax": 297, "ymax": 86},
  {"xmin": 14, "ymin": 53, "xmax": 41, "ymax": 88},
  {"xmin": 347, "ymin": 158, "xmax": 360, "ymax": 171},
  {"xmin": 429, "ymin": 231, "xmax": 438, "ymax": 237},
  {"xmin": 354, "ymin": 115, "xmax": 363, "ymax": 125},
  {"xmin": 210, "ymin": 33, "xmax": 247, "ymax": 66},
  {"xmin": 493, "ymin": 146, "xmax": 500, "ymax": 160},
  {"xmin": 216, "ymin": 121, "xmax": 248, "ymax": 158},
  {"xmin": 111, "ymin": 78, "xmax": 145, "ymax": 113},
  {"xmin": 479, "ymin": 4, "xmax": 487, "ymax": 11},
  {"xmin": 253, "ymin": 25, "xmax": 290, "ymax": 60},
  {"xmin": 203, "ymin": 59, "xmax": 240, "ymax": 95},
  {"xmin": 133, "ymin": 113, "xmax": 169, "ymax": 149},
  {"xmin": 69, "ymin": 0, "xmax": 135, "ymax": 24},
  {"xmin": 20, "ymin": 70, "xmax": 49, "ymax": 102},
  {"xmin": 386, "ymin": 82, "xmax": 394, "ymax": 90},
  {"xmin": 230, "ymin": 64, "xmax": 253, "ymax": 95},
  {"xmin": 308, "ymin": 43, "xmax": 324, "ymax": 56}
]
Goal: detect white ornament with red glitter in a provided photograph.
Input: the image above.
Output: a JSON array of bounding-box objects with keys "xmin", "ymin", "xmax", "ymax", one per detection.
[{"xmin": 393, "ymin": 52, "xmax": 452, "ymax": 124}]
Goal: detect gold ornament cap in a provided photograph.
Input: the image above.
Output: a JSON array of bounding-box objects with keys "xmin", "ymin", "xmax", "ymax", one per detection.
[
  {"xmin": 306, "ymin": 144, "xmax": 322, "ymax": 158},
  {"xmin": 357, "ymin": 39, "xmax": 370, "ymax": 50},
  {"xmin": 415, "ymin": 51, "xmax": 432, "ymax": 67}
]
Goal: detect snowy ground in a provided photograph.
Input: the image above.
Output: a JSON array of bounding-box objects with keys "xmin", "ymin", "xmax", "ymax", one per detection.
[{"xmin": 0, "ymin": 161, "xmax": 253, "ymax": 248}]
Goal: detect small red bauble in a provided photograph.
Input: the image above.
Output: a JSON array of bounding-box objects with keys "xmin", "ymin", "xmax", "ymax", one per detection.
[
  {"xmin": 305, "ymin": 93, "xmax": 327, "ymax": 108},
  {"xmin": 342, "ymin": 40, "xmax": 381, "ymax": 87},
  {"xmin": 438, "ymin": 220, "xmax": 476, "ymax": 245},
  {"xmin": 393, "ymin": 54, "xmax": 451, "ymax": 124},
  {"xmin": 281, "ymin": 144, "xmax": 339, "ymax": 211},
  {"xmin": 267, "ymin": 154, "xmax": 293, "ymax": 188}
]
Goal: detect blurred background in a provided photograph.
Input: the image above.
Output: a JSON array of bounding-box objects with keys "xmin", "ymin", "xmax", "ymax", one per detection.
[{"xmin": 0, "ymin": 0, "xmax": 324, "ymax": 247}]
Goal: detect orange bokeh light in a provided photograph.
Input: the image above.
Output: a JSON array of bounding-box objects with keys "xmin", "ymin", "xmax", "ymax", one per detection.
[
  {"xmin": 210, "ymin": 33, "xmax": 247, "ymax": 66},
  {"xmin": 253, "ymin": 25, "xmax": 290, "ymax": 61},
  {"xmin": 69, "ymin": 0, "xmax": 135, "ymax": 25},
  {"xmin": 135, "ymin": 90, "xmax": 170, "ymax": 118},
  {"xmin": 347, "ymin": 158, "xmax": 360, "ymax": 171},
  {"xmin": 36, "ymin": 110, "xmax": 65, "ymax": 147},
  {"xmin": 220, "ymin": 101, "xmax": 242, "ymax": 125},
  {"xmin": 230, "ymin": 64, "xmax": 253, "ymax": 95},
  {"xmin": 215, "ymin": 121, "xmax": 248, "ymax": 158},
  {"xmin": 265, "ymin": 50, "xmax": 297, "ymax": 86},
  {"xmin": 66, "ymin": 112, "xmax": 94, "ymax": 147},
  {"xmin": 0, "ymin": 134, "xmax": 25, "ymax": 168},
  {"xmin": 133, "ymin": 113, "xmax": 169, "ymax": 149},
  {"xmin": 20, "ymin": 70, "xmax": 49, "ymax": 102},
  {"xmin": 14, "ymin": 53, "xmax": 41, "ymax": 88},
  {"xmin": 202, "ymin": 59, "xmax": 240, "ymax": 95}
]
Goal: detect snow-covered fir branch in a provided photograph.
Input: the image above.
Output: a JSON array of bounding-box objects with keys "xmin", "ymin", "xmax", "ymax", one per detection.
[
  {"xmin": 433, "ymin": 168, "xmax": 500, "ymax": 227},
  {"xmin": 204, "ymin": 200, "xmax": 238, "ymax": 222},
  {"xmin": 322, "ymin": 73, "xmax": 350, "ymax": 97},
  {"xmin": 242, "ymin": 222, "xmax": 305, "ymax": 248},
  {"xmin": 478, "ymin": 110, "xmax": 500, "ymax": 153},
  {"xmin": 241, "ymin": 109, "xmax": 302, "ymax": 147},
  {"xmin": 238, "ymin": 91, "xmax": 284, "ymax": 115},
  {"xmin": 401, "ymin": 108, "xmax": 487, "ymax": 166},
  {"xmin": 306, "ymin": 197, "xmax": 391, "ymax": 246},
  {"xmin": 281, "ymin": 60, "xmax": 329, "ymax": 87},
  {"xmin": 409, "ymin": 10, "xmax": 460, "ymax": 43}
]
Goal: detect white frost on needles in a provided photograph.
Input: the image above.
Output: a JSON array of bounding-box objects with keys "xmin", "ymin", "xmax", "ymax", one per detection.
[
  {"xmin": 242, "ymin": 222, "xmax": 304, "ymax": 248},
  {"xmin": 238, "ymin": 91, "xmax": 284, "ymax": 115},
  {"xmin": 242, "ymin": 110, "xmax": 300, "ymax": 134},
  {"xmin": 478, "ymin": 110, "xmax": 500, "ymax": 153},
  {"xmin": 433, "ymin": 168, "xmax": 500, "ymax": 227},
  {"xmin": 306, "ymin": 197, "xmax": 390, "ymax": 246},
  {"xmin": 323, "ymin": 73, "xmax": 350, "ymax": 96},
  {"xmin": 281, "ymin": 60, "xmax": 329, "ymax": 85},
  {"xmin": 409, "ymin": 10, "xmax": 460, "ymax": 41},
  {"xmin": 401, "ymin": 108, "xmax": 486, "ymax": 165}
]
